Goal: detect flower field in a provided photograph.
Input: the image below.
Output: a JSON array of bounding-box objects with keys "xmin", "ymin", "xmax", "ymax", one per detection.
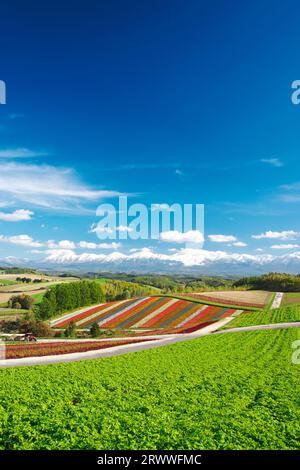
[
  {"xmin": 51, "ymin": 296, "xmax": 244, "ymax": 331},
  {"xmin": 5, "ymin": 339, "xmax": 153, "ymax": 359}
]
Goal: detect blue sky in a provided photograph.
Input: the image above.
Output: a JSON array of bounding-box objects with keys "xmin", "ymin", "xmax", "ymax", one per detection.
[{"xmin": 1, "ymin": 0, "xmax": 300, "ymax": 271}]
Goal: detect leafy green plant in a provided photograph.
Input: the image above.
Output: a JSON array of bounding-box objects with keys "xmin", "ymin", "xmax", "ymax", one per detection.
[{"xmin": 0, "ymin": 328, "xmax": 299, "ymax": 450}]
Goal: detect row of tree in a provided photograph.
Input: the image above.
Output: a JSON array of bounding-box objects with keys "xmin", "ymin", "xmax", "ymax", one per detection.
[
  {"xmin": 101, "ymin": 279, "xmax": 157, "ymax": 301},
  {"xmin": 88, "ymin": 273, "xmax": 233, "ymax": 293},
  {"xmin": 36, "ymin": 279, "xmax": 157, "ymax": 320},
  {"xmin": 37, "ymin": 281, "xmax": 105, "ymax": 319},
  {"xmin": 233, "ymin": 272, "xmax": 300, "ymax": 292},
  {"xmin": 16, "ymin": 277, "xmax": 44, "ymax": 284}
]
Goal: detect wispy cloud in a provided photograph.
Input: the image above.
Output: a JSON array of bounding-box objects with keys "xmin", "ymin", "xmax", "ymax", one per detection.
[
  {"xmin": 0, "ymin": 148, "xmax": 48, "ymax": 158},
  {"xmin": 0, "ymin": 162, "xmax": 125, "ymax": 213},
  {"xmin": 261, "ymin": 158, "xmax": 283, "ymax": 167},
  {"xmin": 271, "ymin": 244, "xmax": 299, "ymax": 249}
]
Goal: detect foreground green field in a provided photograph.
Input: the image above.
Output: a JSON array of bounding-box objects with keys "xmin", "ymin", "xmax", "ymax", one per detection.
[
  {"xmin": 0, "ymin": 328, "xmax": 299, "ymax": 450},
  {"xmin": 221, "ymin": 305, "xmax": 300, "ymax": 329}
]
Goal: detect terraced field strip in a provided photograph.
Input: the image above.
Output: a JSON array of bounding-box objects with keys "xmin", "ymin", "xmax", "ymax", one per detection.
[
  {"xmin": 101, "ymin": 297, "xmax": 155, "ymax": 328},
  {"xmin": 53, "ymin": 300, "xmax": 128, "ymax": 328},
  {"xmin": 132, "ymin": 298, "xmax": 179, "ymax": 328},
  {"xmin": 180, "ymin": 290, "xmax": 270, "ymax": 309},
  {"xmin": 113, "ymin": 297, "xmax": 170, "ymax": 329},
  {"xmin": 96, "ymin": 297, "xmax": 151, "ymax": 327},
  {"xmin": 182, "ymin": 305, "xmax": 220, "ymax": 328},
  {"xmin": 77, "ymin": 299, "xmax": 138, "ymax": 327},
  {"xmin": 51, "ymin": 296, "xmax": 250, "ymax": 332},
  {"xmin": 176, "ymin": 304, "xmax": 210, "ymax": 327},
  {"xmin": 51, "ymin": 303, "xmax": 106, "ymax": 327},
  {"xmin": 155, "ymin": 300, "xmax": 201, "ymax": 328}
]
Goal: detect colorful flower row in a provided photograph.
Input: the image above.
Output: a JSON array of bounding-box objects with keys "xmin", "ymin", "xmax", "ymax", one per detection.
[
  {"xmin": 52, "ymin": 296, "xmax": 246, "ymax": 332},
  {"xmin": 6, "ymin": 339, "xmax": 153, "ymax": 359}
]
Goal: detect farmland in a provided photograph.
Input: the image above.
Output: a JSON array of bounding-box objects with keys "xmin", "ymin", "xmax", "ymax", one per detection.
[
  {"xmin": 4, "ymin": 339, "xmax": 152, "ymax": 359},
  {"xmin": 0, "ymin": 328, "xmax": 299, "ymax": 450},
  {"xmin": 0, "ymin": 274, "xmax": 77, "ymax": 307},
  {"xmin": 282, "ymin": 293, "xmax": 300, "ymax": 306},
  {"xmin": 51, "ymin": 296, "xmax": 244, "ymax": 332},
  {"xmin": 220, "ymin": 304, "xmax": 300, "ymax": 329},
  {"xmin": 186, "ymin": 290, "xmax": 272, "ymax": 308}
]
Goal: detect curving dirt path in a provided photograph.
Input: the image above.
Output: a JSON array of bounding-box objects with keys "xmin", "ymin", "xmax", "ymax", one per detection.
[{"xmin": 270, "ymin": 292, "xmax": 283, "ymax": 309}]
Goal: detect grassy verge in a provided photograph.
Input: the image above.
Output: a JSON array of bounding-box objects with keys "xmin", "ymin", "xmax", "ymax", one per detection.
[
  {"xmin": 30, "ymin": 292, "xmax": 45, "ymax": 304},
  {"xmin": 265, "ymin": 292, "xmax": 276, "ymax": 310},
  {"xmin": 0, "ymin": 328, "xmax": 299, "ymax": 449}
]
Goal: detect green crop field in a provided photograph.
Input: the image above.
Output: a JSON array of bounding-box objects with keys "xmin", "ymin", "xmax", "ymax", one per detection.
[
  {"xmin": 30, "ymin": 292, "xmax": 46, "ymax": 304},
  {"xmin": 0, "ymin": 280, "xmax": 16, "ymax": 286},
  {"xmin": 0, "ymin": 328, "xmax": 299, "ymax": 450},
  {"xmin": 220, "ymin": 305, "xmax": 300, "ymax": 329}
]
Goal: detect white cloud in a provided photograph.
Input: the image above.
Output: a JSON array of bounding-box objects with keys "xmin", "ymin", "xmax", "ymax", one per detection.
[
  {"xmin": 0, "ymin": 148, "xmax": 47, "ymax": 158},
  {"xmin": 90, "ymin": 224, "xmax": 133, "ymax": 237},
  {"xmin": 261, "ymin": 158, "xmax": 283, "ymax": 167},
  {"xmin": 46, "ymin": 240, "xmax": 76, "ymax": 249},
  {"xmin": 232, "ymin": 241, "xmax": 248, "ymax": 247},
  {"xmin": 208, "ymin": 234, "xmax": 237, "ymax": 243},
  {"xmin": 252, "ymin": 230, "xmax": 299, "ymax": 240},
  {"xmin": 57, "ymin": 240, "xmax": 76, "ymax": 250},
  {"xmin": 0, "ymin": 209, "xmax": 34, "ymax": 222},
  {"xmin": 0, "ymin": 234, "xmax": 42, "ymax": 248},
  {"xmin": 0, "ymin": 233, "xmax": 122, "ymax": 252},
  {"xmin": 160, "ymin": 230, "xmax": 204, "ymax": 244},
  {"xmin": 78, "ymin": 241, "xmax": 121, "ymax": 250},
  {"xmin": 0, "ymin": 162, "xmax": 123, "ymax": 212},
  {"xmin": 271, "ymin": 244, "xmax": 299, "ymax": 249}
]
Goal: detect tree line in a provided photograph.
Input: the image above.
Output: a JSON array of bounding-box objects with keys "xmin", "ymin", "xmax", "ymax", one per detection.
[
  {"xmin": 37, "ymin": 279, "xmax": 157, "ymax": 320},
  {"xmin": 37, "ymin": 281, "xmax": 105, "ymax": 319},
  {"xmin": 233, "ymin": 272, "xmax": 300, "ymax": 292}
]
